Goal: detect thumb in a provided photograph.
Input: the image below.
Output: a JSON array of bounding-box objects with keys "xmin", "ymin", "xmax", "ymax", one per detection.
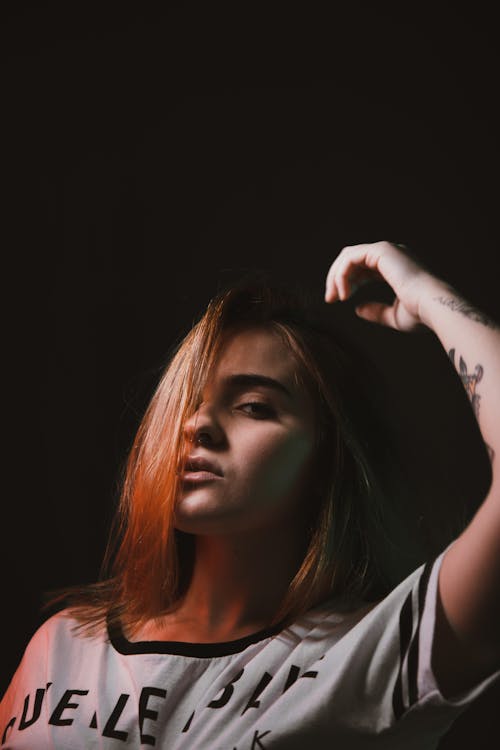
[{"xmin": 355, "ymin": 302, "xmax": 397, "ymax": 329}]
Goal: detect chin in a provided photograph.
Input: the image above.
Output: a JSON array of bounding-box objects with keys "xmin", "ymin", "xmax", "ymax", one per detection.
[
  {"xmin": 174, "ymin": 504, "xmax": 264, "ymax": 537},
  {"xmin": 174, "ymin": 498, "xmax": 234, "ymax": 535},
  {"xmin": 174, "ymin": 517, "xmax": 237, "ymax": 536}
]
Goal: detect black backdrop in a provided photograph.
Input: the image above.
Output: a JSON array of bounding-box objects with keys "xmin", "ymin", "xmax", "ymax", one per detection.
[{"xmin": 1, "ymin": 4, "xmax": 499, "ymax": 747}]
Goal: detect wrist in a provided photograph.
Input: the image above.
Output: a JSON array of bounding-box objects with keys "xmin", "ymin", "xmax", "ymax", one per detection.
[{"xmin": 416, "ymin": 275, "xmax": 456, "ymax": 330}]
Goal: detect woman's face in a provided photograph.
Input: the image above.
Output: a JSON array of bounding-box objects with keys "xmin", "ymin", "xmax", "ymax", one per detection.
[{"xmin": 174, "ymin": 326, "xmax": 317, "ymax": 536}]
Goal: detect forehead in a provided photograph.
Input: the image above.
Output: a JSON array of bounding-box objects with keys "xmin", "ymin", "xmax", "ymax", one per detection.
[
  {"xmin": 205, "ymin": 326, "xmax": 316, "ymax": 426},
  {"xmin": 213, "ymin": 326, "xmax": 298, "ymax": 384}
]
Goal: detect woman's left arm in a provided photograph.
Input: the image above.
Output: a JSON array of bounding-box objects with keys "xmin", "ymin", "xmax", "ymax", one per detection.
[{"xmin": 326, "ymin": 241, "xmax": 500, "ymax": 697}]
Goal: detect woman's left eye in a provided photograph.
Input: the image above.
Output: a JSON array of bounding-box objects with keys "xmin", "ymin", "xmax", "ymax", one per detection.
[{"xmin": 237, "ymin": 402, "xmax": 276, "ymax": 419}]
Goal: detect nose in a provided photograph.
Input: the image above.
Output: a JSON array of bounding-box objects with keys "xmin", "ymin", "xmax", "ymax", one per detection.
[{"xmin": 183, "ymin": 402, "xmax": 225, "ymax": 449}]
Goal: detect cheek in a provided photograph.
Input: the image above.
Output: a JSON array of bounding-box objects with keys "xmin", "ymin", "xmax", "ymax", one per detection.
[{"xmin": 239, "ymin": 430, "xmax": 315, "ymax": 500}]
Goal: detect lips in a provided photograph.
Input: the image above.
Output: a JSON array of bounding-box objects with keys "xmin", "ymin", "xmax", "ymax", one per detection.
[{"xmin": 182, "ymin": 454, "xmax": 224, "ymax": 480}]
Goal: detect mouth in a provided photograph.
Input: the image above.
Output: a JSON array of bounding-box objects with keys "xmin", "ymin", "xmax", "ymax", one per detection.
[{"xmin": 182, "ymin": 455, "xmax": 224, "ymax": 482}]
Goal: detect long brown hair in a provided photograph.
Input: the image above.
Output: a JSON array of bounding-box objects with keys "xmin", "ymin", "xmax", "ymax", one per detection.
[{"xmin": 47, "ymin": 281, "xmax": 409, "ymax": 637}]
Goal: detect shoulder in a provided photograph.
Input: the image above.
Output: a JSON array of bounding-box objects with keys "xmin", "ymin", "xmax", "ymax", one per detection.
[
  {"xmin": 34, "ymin": 608, "xmax": 100, "ymax": 636},
  {"xmin": 22, "ymin": 608, "xmax": 108, "ymax": 664},
  {"xmin": 3, "ymin": 610, "xmax": 107, "ymax": 692}
]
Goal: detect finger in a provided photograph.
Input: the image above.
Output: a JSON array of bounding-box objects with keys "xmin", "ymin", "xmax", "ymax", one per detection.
[
  {"xmin": 325, "ymin": 242, "xmax": 395, "ymax": 303},
  {"xmin": 325, "ymin": 250, "xmax": 363, "ymax": 302},
  {"xmin": 324, "ymin": 255, "xmax": 343, "ymax": 302},
  {"xmin": 324, "ymin": 270, "xmax": 339, "ymax": 303},
  {"xmin": 324, "ymin": 245, "xmax": 359, "ymax": 302},
  {"xmin": 329, "ymin": 252, "xmax": 383, "ymax": 301}
]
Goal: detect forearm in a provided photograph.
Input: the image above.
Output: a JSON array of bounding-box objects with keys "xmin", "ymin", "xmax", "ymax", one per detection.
[
  {"xmin": 417, "ymin": 274, "xmax": 500, "ymax": 672},
  {"xmin": 418, "ymin": 274, "xmax": 500, "ymax": 470},
  {"xmin": 327, "ymin": 242, "xmax": 500, "ymax": 671}
]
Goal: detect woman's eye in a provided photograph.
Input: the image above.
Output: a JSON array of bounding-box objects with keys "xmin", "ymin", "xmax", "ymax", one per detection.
[{"xmin": 237, "ymin": 402, "xmax": 276, "ymax": 419}]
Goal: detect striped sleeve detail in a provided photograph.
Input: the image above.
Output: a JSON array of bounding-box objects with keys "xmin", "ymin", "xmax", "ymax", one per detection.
[
  {"xmin": 406, "ymin": 560, "xmax": 433, "ymax": 706},
  {"xmin": 392, "ymin": 559, "xmax": 434, "ymax": 720},
  {"xmin": 392, "ymin": 590, "xmax": 414, "ymax": 720}
]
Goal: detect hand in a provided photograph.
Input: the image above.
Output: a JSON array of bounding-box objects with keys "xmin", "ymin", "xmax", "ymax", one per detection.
[{"xmin": 324, "ymin": 241, "xmax": 435, "ymax": 333}]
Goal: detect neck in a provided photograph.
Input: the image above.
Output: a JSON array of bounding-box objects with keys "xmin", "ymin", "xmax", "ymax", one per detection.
[{"xmin": 174, "ymin": 523, "xmax": 307, "ymax": 640}]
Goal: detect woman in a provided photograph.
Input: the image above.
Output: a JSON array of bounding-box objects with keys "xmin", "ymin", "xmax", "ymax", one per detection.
[{"xmin": 1, "ymin": 241, "xmax": 499, "ymax": 748}]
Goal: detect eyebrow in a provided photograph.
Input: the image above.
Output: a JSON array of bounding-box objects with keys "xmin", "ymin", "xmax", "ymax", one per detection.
[{"xmin": 223, "ymin": 373, "xmax": 293, "ymax": 399}]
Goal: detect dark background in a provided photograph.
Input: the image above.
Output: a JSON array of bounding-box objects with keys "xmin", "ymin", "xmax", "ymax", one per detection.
[{"xmin": 1, "ymin": 3, "xmax": 499, "ymax": 747}]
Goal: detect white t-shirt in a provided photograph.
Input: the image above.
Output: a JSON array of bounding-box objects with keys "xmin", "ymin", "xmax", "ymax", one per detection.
[{"xmin": 1, "ymin": 547, "xmax": 499, "ymax": 749}]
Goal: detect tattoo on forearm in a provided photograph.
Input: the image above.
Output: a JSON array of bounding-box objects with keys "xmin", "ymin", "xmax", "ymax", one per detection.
[
  {"xmin": 448, "ymin": 348, "xmax": 495, "ymax": 462},
  {"xmin": 436, "ymin": 296, "xmax": 499, "ymax": 330},
  {"xmin": 448, "ymin": 349, "xmax": 483, "ymax": 417}
]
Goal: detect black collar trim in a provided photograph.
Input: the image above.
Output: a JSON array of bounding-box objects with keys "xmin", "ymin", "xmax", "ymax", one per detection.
[{"xmin": 107, "ymin": 618, "xmax": 284, "ymax": 658}]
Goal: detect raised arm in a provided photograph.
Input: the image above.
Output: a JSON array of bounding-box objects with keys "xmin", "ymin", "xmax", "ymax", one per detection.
[{"xmin": 325, "ymin": 241, "xmax": 500, "ymax": 697}]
